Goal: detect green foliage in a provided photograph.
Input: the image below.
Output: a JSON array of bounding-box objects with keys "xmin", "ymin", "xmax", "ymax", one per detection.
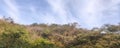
[
  {"xmin": 30, "ymin": 38, "xmax": 58, "ymax": 48},
  {"xmin": 0, "ymin": 20, "xmax": 29, "ymax": 48},
  {"xmin": 0, "ymin": 19, "xmax": 58, "ymax": 48},
  {"xmin": 0, "ymin": 19, "xmax": 120, "ymax": 48}
]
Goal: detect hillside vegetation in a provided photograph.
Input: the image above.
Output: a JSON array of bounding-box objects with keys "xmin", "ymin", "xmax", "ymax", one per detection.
[{"xmin": 0, "ymin": 18, "xmax": 120, "ymax": 48}]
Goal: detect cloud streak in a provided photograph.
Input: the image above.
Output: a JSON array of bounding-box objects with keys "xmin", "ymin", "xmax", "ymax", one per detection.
[
  {"xmin": 60, "ymin": 0, "xmax": 120, "ymax": 28},
  {"xmin": 3, "ymin": 0, "xmax": 20, "ymax": 23},
  {"xmin": 0, "ymin": 0, "xmax": 120, "ymax": 29},
  {"xmin": 46, "ymin": 0, "xmax": 66, "ymax": 23},
  {"xmin": 46, "ymin": 0, "xmax": 104, "ymax": 28}
]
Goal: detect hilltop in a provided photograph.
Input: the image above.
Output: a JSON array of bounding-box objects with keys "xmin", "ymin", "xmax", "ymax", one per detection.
[{"xmin": 0, "ymin": 18, "xmax": 120, "ymax": 48}]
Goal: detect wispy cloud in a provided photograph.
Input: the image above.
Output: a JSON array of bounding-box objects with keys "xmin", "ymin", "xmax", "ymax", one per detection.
[
  {"xmin": 46, "ymin": 0, "xmax": 103, "ymax": 28},
  {"xmin": 29, "ymin": 6, "xmax": 56, "ymax": 24},
  {"xmin": 46, "ymin": 0, "xmax": 71, "ymax": 24},
  {"xmin": 0, "ymin": 0, "xmax": 119, "ymax": 29},
  {"xmin": 46, "ymin": 0, "xmax": 120, "ymax": 28},
  {"xmin": 3, "ymin": 0, "xmax": 20, "ymax": 22}
]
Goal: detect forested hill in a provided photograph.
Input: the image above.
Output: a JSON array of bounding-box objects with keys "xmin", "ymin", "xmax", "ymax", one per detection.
[{"xmin": 0, "ymin": 18, "xmax": 120, "ymax": 48}]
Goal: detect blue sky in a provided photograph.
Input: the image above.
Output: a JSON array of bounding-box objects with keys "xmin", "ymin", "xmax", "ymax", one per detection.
[{"xmin": 0, "ymin": 0, "xmax": 120, "ymax": 29}]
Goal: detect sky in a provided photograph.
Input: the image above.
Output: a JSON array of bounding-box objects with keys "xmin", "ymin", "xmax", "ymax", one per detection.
[{"xmin": 0, "ymin": 0, "xmax": 120, "ymax": 29}]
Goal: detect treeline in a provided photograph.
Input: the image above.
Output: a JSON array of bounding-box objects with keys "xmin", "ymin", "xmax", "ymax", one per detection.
[{"xmin": 0, "ymin": 18, "xmax": 120, "ymax": 48}]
